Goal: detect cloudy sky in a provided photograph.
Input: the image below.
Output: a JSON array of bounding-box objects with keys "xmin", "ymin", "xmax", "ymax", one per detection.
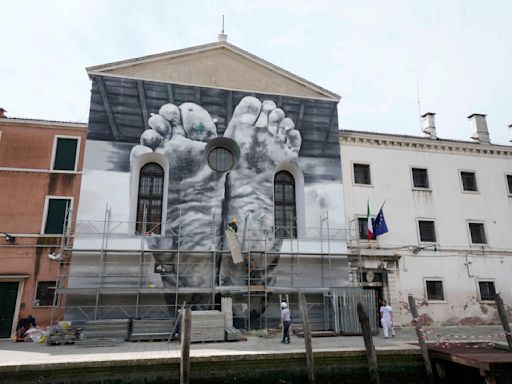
[{"xmin": 1, "ymin": 0, "xmax": 511, "ymax": 143}]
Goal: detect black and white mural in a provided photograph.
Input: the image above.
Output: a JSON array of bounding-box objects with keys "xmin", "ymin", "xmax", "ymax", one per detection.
[{"xmin": 70, "ymin": 75, "xmax": 347, "ymax": 324}]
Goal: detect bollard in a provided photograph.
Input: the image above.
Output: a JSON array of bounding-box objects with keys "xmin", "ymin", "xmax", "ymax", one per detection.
[
  {"xmin": 357, "ymin": 302, "xmax": 380, "ymax": 384},
  {"xmin": 408, "ymin": 295, "xmax": 435, "ymax": 384},
  {"xmin": 180, "ymin": 307, "xmax": 192, "ymax": 384},
  {"xmin": 495, "ymin": 293, "xmax": 512, "ymax": 351},
  {"xmin": 299, "ymin": 293, "xmax": 315, "ymax": 384}
]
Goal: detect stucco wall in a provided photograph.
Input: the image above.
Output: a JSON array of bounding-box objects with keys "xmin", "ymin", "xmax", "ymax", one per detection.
[
  {"xmin": 340, "ymin": 134, "xmax": 512, "ymax": 326},
  {"xmin": 0, "ymin": 120, "xmax": 86, "ymax": 331}
]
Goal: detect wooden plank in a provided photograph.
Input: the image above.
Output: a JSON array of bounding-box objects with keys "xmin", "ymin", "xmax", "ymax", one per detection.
[
  {"xmin": 96, "ymin": 76, "xmax": 120, "ymax": 140},
  {"xmin": 167, "ymin": 84, "xmax": 175, "ymax": 104},
  {"xmin": 409, "ymin": 295, "xmax": 435, "ymax": 384},
  {"xmin": 137, "ymin": 81, "xmax": 149, "ymax": 131},
  {"xmin": 357, "ymin": 302, "xmax": 380, "ymax": 384}
]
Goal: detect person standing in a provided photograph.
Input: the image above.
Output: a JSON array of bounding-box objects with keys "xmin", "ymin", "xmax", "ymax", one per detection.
[
  {"xmin": 380, "ymin": 299, "xmax": 395, "ymax": 339},
  {"xmin": 280, "ymin": 301, "xmax": 291, "ymax": 344},
  {"xmin": 227, "ymin": 218, "xmax": 238, "ymax": 233}
]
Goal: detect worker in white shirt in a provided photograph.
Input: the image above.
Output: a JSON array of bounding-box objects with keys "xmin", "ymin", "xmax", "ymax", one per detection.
[
  {"xmin": 379, "ymin": 299, "xmax": 396, "ymax": 339},
  {"xmin": 280, "ymin": 301, "xmax": 291, "ymax": 344}
]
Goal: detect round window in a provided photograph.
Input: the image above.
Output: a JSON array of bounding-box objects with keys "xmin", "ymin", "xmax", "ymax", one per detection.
[{"xmin": 207, "ymin": 147, "xmax": 235, "ymax": 172}]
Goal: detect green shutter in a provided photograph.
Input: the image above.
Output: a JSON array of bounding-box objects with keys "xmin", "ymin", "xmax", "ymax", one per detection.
[
  {"xmin": 53, "ymin": 138, "xmax": 78, "ymax": 171},
  {"xmin": 44, "ymin": 199, "xmax": 69, "ymax": 234}
]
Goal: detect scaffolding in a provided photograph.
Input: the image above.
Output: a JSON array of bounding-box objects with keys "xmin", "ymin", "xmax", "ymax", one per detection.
[{"xmin": 53, "ymin": 206, "xmax": 356, "ymax": 331}]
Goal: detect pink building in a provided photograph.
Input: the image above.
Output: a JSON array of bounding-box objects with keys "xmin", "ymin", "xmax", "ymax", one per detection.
[{"xmin": 0, "ymin": 117, "xmax": 86, "ymax": 338}]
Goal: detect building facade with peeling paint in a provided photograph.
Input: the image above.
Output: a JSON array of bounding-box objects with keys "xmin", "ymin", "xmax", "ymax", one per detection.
[{"xmin": 340, "ymin": 113, "xmax": 512, "ymax": 326}]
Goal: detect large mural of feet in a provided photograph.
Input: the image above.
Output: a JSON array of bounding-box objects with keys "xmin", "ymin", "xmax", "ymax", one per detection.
[{"xmin": 130, "ymin": 96, "xmax": 302, "ymax": 288}]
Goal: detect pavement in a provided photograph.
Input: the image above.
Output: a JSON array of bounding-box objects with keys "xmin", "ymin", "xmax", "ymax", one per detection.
[{"xmin": 0, "ymin": 326, "xmax": 507, "ymax": 369}]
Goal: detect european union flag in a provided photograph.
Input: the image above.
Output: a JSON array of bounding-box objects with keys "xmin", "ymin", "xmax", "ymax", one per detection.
[{"xmin": 373, "ymin": 208, "xmax": 388, "ymax": 237}]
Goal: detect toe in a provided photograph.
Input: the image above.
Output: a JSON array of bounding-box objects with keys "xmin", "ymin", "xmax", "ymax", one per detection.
[
  {"xmin": 225, "ymin": 96, "xmax": 262, "ymax": 137},
  {"xmin": 268, "ymin": 108, "xmax": 285, "ymax": 135},
  {"xmin": 148, "ymin": 114, "xmax": 171, "ymax": 138},
  {"xmin": 255, "ymin": 100, "xmax": 276, "ymax": 129},
  {"xmin": 278, "ymin": 118, "xmax": 294, "ymax": 142},
  {"xmin": 179, "ymin": 102, "xmax": 217, "ymax": 142},
  {"xmin": 159, "ymin": 103, "xmax": 186, "ymax": 137},
  {"xmin": 286, "ymin": 130, "xmax": 302, "ymax": 153},
  {"xmin": 140, "ymin": 129, "xmax": 163, "ymax": 149}
]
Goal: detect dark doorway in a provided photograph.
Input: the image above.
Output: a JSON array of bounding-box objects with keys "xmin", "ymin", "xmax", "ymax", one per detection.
[{"xmin": 0, "ymin": 282, "xmax": 19, "ymax": 338}]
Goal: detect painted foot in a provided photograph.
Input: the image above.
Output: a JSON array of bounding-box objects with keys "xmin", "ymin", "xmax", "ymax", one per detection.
[
  {"xmin": 223, "ymin": 96, "xmax": 301, "ymax": 229},
  {"xmin": 219, "ymin": 96, "xmax": 302, "ymax": 286},
  {"xmin": 131, "ymin": 102, "xmax": 224, "ymax": 287}
]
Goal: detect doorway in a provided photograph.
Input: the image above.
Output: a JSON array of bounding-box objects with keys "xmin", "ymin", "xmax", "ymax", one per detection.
[{"xmin": 0, "ymin": 282, "xmax": 19, "ymax": 338}]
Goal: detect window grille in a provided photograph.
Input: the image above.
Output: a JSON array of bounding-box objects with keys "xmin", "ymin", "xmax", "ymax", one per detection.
[
  {"xmin": 469, "ymin": 222, "xmax": 486, "ymax": 244},
  {"xmin": 426, "ymin": 280, "xmax": 444, "ymax": 300},
  {"xmin": 136, "ymin": 163, "xmax": 164, "ymax": 235},
  {"xmin": 274, "ymin": 171, "xmax": 297, "ymax": 238},
  {"xmin": 461, "ymin": 171, "xmax": 477, "ymax": 191},
  {"xmin": 353, "ymin": 163, "xmax": 371, "ymax": 185},
  {"xmin": 479, "ymin": 281, "xmax": 496, "ymax": 301},
  {"xmin": 418, "ymin": 220, "xmax": 436, "ymax": 242},
  {"xmin": 412, "ymin": 168, "xmax": 429, "ymax": 188},
  {"xmin": 35, "ymin": 281, "xmax": 57, "ymax": 307}
]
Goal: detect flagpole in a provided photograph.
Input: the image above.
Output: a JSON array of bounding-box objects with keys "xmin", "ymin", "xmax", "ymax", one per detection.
[{"xmin": 380, "ymin": 199, "xmax": 387, "ymax": 210}]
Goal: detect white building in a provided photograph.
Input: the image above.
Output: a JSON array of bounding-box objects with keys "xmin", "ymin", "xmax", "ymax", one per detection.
[{"xmin": 340, "ymin": 113, "xmax": 512, "ymax": 326}]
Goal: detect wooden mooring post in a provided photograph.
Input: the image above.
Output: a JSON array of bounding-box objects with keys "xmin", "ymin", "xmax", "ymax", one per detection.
[
  {"xmin": 299, "ymin": 293, "xmax": 315, "ymax": 384},
  {"xmin": 408, "ymin": 295, "xmax": 435, "ymax": 384},
  {"xmin": 180, "ymin": 307, "xmax": 192, "ymax": 384},
  {"xmin": 495, "ymin": 293, "xmax": 512, "ymax": 351},
  {"xmin": 356, "ymin": 302, "xmax": 380, "ymax": 384}
]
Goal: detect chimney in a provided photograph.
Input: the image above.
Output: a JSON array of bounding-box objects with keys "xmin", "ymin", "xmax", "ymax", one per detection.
[
  {"xmin": 420, "ymin": 112, "xmax": 437, "ymax": 139},
  {"xmin": 0, "ymin": 108, "xmax": 6, "ymax": 118},
  {"xmin": 468, "ymin": 114, "xmax": 490, "ymax": 144}
]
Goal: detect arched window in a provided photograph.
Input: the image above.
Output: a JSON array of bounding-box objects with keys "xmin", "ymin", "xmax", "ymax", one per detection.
[
  {"xmin": 274, "ymin": 171, "xmax": 297, "ymax": 238},
  {"xmin": 136, "ymin": 162, "xmax": 164, "ymax": 235}
]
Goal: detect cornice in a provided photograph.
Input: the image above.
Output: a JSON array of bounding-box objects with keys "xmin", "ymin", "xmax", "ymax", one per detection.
[{"xmin": 339, "ymin": 131, "xmax": 512, "ymax": 158}]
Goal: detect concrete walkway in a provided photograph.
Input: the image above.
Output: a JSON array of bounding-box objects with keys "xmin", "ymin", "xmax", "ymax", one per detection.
[{"xmin": 0, "ymin": 326, "xmax": 505, "ymax": 369}]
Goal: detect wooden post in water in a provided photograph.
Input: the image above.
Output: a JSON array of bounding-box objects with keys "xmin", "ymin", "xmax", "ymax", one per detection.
[
  {"xmin": 180, "ymin": 307, "xmax": 192, "ymax": 384},
  {"xmin": 357, "ymin": 302, "xmax": 380, "ymax": 384},
  {"xmin": 495, "ymin": 293, "xmax": 512, "ymax": 351},
  {"xmin": 408, "ymin": 295, "xmax": 435, "ymax": 384},
  {"xmin": 299, "ymin": 293, "xmax": 315, "ymax": 384}
]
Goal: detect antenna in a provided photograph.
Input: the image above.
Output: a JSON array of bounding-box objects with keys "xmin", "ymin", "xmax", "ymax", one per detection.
[{"xmin": 218, "ymin": 14, "xmax": 228, "ymax": 42}]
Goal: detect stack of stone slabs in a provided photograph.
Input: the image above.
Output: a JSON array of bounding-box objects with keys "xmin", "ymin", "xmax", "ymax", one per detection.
[
  {"xmin": 190, "ymin": 310, "xmax": 225, "ymax": 342},
  {"xmin": 131, "ymin": 319, "xmax": 174, "ymax": 341},
  {"xmin": 78, "ymin": 319, "xmax": 130, "ymax": 346}
]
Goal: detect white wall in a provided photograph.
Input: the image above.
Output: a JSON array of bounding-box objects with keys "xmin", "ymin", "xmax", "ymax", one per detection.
[{"xmin": 341, "ymin": 134, "xmax": 512, "ymax": 325}]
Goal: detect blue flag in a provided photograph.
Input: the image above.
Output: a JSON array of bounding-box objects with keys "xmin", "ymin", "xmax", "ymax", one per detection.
[{"xmin": 373, "ymin": 208, "xmax": 388, "ymax": 237}]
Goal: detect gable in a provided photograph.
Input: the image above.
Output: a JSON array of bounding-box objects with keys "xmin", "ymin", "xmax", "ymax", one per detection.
[{"xmin": 87, "ymin": 43, "xmax": 339, "ymax": 101}]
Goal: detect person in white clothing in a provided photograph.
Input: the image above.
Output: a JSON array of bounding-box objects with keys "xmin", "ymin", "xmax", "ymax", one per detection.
[{"xmin": 379, "ymin": 300, "xmax": 395, "ymax": 338}]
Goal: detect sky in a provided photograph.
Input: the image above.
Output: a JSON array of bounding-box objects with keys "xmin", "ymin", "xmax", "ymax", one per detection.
[{"xmin": 1, "ymin": 0, "xmax": 511, "ymax": 144}]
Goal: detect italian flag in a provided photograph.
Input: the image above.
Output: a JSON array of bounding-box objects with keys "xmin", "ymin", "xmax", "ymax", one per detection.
[{"xmin": 367, "ymin": 201, "xmax": 374, "ymax": 240}]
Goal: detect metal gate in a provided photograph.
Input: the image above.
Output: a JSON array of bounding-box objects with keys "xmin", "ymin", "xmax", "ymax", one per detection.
[{"xmin": 331, "ymin": 288, "xmax": 377, "ymax": 335}]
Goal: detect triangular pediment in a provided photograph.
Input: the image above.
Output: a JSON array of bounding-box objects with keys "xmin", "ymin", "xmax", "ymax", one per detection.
[{"xmin": 87, "ymin": 41, "xmax": 340, "ymax": 101}]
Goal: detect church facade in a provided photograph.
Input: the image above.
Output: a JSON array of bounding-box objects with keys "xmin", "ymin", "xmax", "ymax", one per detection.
[{"xmin": 62, "ymin": 38, "xmax": 349, "ymax": 329}]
